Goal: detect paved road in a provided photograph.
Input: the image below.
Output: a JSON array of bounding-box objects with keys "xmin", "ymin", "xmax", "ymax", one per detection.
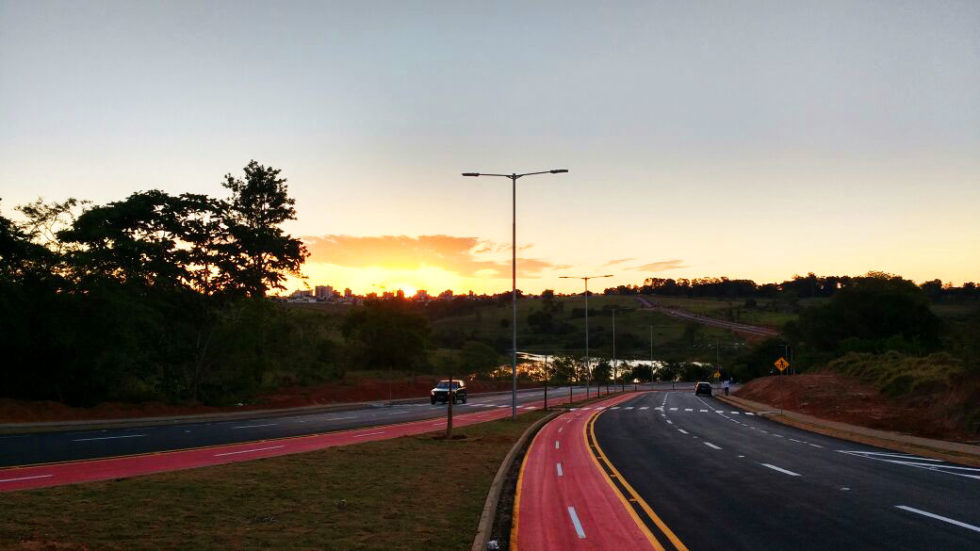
[
  {"xmin": 512, "ymin": 393, "xmax": 660, "ymax": 550},
  {"xmin": 634, "ymin": 295, "xmax": 779, "ymax": 337},
  {"xmin": 593, "ymin": 391, "xmax": 980, "ymax": 550},
  {"xmin": 0, "ymin": 386, "xmax": 598, "ymax": 468}
]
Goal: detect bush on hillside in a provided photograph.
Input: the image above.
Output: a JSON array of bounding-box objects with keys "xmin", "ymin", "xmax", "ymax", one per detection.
[{"xmin": 826, "ymin": 351, "xmax": 966, "ymax": 397}]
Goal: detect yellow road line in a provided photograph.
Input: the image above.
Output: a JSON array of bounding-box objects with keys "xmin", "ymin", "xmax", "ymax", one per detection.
[
  {"xmin": 584, "ymin": 408, "xmax": 665, "ymax": 551},
  {"xmin": 589, "ymin": 412, "xmax": 689, "ymax": 551}
]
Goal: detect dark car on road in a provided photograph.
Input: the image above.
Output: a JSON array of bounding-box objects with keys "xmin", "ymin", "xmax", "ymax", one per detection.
[
  {"xmin": 431, "ymin": 380, "xmax": 467, "ymax": 404},
  {"xmin": 694, "ymin": 382, "xmax": 712, "ymax": 396}
]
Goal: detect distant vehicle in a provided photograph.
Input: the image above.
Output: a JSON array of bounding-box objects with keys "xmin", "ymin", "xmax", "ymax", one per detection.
[
  {"xmin": 694, "ymin": 382, "xmax": 712, "ymax": 396},
  {"xmin": 431, "ymin": 379, "xmax": 467, "ymax": 405}
]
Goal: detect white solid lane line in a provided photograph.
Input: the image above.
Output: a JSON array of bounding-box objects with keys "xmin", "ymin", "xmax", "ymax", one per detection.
[
  {"xmin": 354, "ymin": 431, "xmax": 385, "ymax": 438},
  {"xmin": 704, "ymin": 442, "xmax": 721, "ymax": 450},
  {"xmin": 214, "ymin": 445, "xmax": 285, "ymax": 457},
  {"xmin": 761, "ymin": 463, "xmax": 801, "ymax": 477},
  {"xmin": 556, "ymin": 462, "xmax": 564, "ymax": 477},
  {"xmin": 895, "ymin": 505, "xmax": 980, "ymax": 534},
  {"xmin": 231, "ymin": 424, "xmax": 277, "ymax": 430},
  {"xmin": 323, "ymin": 416, "xmax": 356, "ymax": 421},
  {"xmin": 72, "ymin": 434, "xmax": 146, "ymax": 442},
  {"xmin": 567, "ymin": 506, "xmax": 587, "ymax": 539},
  {"xmin": 0, "ymin": 474, "xmax": 53, "ymax": 483}
]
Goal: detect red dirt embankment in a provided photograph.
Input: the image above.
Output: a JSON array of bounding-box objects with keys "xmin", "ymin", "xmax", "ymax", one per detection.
[
  {"xmin": 735, "ymin": 373, "xmax": 978, "ymax": 443},
  {"xmin": 0, "ymin": 377, "xmax": 521, "ymax": 424}
]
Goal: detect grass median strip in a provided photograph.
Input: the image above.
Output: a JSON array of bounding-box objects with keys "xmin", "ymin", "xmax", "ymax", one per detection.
[{"xmin": 0, "ymin": 411, "xmax": 547, "ymax": 550}]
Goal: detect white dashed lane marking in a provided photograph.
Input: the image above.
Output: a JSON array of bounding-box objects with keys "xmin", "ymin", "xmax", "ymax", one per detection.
[
  {"xmin": 568, "ymin": 506, "xmax": 587, "ymax": 539},
  {"xmin": 761, "ymin": 463, "xmax": 801, "ymax": 477},
  {"xmin": 704, "ymin": 442, "xmax": 722, "ymax": 450},
  {"xmin": 895, "ymin": 505, "xmax": 980, "ymax": 534},
  {"xmin": 214, "ymin": 445, "xmax": 285, "ymax": 457},
  {"xmin": 0, "ymin": 474, "xmax": 53, "ymax": 484},
  {"xmin": 230, "ymin": 424, "xmax": 277, "ymax": 430},
  {"xmin": 556, "ymin": 463, "xmax": 564, "ymax": 477},
  {"xmin": 72, "ymin": 434, "xmax": 146, "ymax": 442}
]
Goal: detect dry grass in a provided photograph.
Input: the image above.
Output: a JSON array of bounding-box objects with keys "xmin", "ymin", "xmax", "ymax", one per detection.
[{"xmin": 1, "ymin": 412, "xmax": 546, "ymax": 550}]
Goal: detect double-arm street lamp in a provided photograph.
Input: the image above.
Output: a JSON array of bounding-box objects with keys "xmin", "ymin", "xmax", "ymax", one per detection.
[
  {"xmin": 559, "ymin": 274, "xmax": 612, "ymax": 400},
  {"xmin": 462, "ymin": 169, "xmax": 568, "ymax": 419}
]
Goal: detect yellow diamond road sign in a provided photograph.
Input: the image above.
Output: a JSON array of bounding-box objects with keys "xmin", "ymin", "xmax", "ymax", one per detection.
[
  {"xmin": 775, "ymin": 357, "xmax": 789, "ymax": 371},
  {"xmin": 713, "ymin": 370, "xmax": 721, "ymax": 379}
]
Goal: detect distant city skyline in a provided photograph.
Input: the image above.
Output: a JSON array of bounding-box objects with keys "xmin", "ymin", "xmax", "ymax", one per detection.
[{"xmin": 2, "ymin": 1, "xmax": 977, "ymax": 295}]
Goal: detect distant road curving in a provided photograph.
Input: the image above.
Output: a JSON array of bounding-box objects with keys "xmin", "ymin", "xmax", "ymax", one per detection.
[{"xmin": 634, "ymin": 296, "xmax": 779, "ymax": 337}]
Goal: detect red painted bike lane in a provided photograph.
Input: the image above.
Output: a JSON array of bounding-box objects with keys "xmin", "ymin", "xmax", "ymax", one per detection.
[
  {"xmin": 0, "ymin": 388, "xmax": 609, "ymax": 493},
  {"xmin": 512, "ymin": 393, "xmax": 659, "ymax": 551}
]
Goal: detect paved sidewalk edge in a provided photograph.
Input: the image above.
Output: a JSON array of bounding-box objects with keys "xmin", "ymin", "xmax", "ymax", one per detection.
[
  {"xmin": 718, "ymin": 394, "xmax": 980, "ymax": 466},
  {"xmin": 471, "ymin": 410, "xmax": 561, "ymax": 551}
]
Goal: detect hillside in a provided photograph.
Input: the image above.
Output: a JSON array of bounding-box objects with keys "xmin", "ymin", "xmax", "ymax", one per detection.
[{"xmin": 735, "ymin": 373, "xmax": 979, "ymax": 443}]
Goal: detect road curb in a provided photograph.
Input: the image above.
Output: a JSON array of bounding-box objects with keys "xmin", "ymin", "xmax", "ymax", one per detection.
[
  {"xmin": 471, "ymin": 410, "xmax": 561, "ymax": 551},
  {"xmin": 718, "ymin": 394, "xmax": 980, "ymax": 467}
]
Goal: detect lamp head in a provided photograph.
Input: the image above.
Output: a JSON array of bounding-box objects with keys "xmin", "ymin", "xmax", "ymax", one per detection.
[
  {"xmin": 462, "ymin": 172, "xmax": 480, "ymax": 177},
  {"xmin": 550, "ymin": 169, "xmax": 569, "ymax": 174}
]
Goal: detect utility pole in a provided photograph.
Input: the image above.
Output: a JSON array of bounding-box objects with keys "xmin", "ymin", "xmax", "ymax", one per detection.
[
  {"xmin": 559, "ymin": 274, "xmax": 613, "ymax": 401},
  {"xmin": 612, "ymin": 309, "xmax": 616, "ymax": 395},
  {"xmin": 463, "ymin": 168, "xmax": 568, "ymax": 419},
  {"xmin": 543, "ymin": 354, "xmax": 549, "ymax": 411}
]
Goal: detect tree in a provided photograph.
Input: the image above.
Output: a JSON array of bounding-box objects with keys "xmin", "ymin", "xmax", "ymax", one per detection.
[
  {"xmin": 593, "ymin": 358, "xmax": 612, "ymax": 386},
  {"xmin": 551, "ymin": 354, "xmax": 578, "ymax": 384},
  {"xmin": 219, "ymin": 161, "xmax": 308, "ymax": 297},
  {"xmin": 788, "ymin": 272, "xmax": 942, "ymax": 362},
  {"xmin": 460, "ymin": 341, "xmax": 503, "ymax": 376},
  {"xmin": 341, "ymin": 298, "xmax": 430, "ymax": 374}
]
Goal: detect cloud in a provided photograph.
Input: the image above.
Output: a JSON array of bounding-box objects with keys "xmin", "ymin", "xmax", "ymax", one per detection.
[
  {"xmin": 604, "ymin": 257, "xmax": 635, "ymax": 266},
  {"xmin": 302, "ymin": 234, "xmax": 563, "ymax": 278},
  {"xmin": 631, "ymin": 259, "xmax": 687, "ymax": 272}
]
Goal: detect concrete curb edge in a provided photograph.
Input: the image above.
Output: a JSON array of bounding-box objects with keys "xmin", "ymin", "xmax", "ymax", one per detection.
[{"xmin": 471, "ymin": 409, "xmax": 562, "ymax": 551}]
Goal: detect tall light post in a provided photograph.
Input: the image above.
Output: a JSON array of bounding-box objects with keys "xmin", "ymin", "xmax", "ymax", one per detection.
[
  {"xmin": 463, "ymin": 169, "xmax": 568, "ymax": 419},
  {"xmin": 559, "ymin": 274, "xmax": 613, "ymax": 400}
]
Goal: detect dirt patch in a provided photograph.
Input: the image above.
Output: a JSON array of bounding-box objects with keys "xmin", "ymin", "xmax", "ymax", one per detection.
[
  {"xmin": 0, "ymin": 377, "xmax": 526, "ymax": 423},
  {"xmin": 735, "ymin": 373, "xmax": 977, "ymax": 443}
]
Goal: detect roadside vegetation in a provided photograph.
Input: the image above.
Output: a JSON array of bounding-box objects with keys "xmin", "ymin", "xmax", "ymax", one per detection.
[
  {"xmin": 0, "ymin": 411, "xmax": 546, "ymax": 550},
  {"xmin": 2, "ymin": 163, "xmax": 977, "ymax": 422}
]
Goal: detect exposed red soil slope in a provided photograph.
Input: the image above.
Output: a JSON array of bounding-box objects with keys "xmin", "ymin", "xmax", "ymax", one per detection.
[
  {"xmin": 0, "ymin": 377, "xmax": 521, "ymax": 423},
  {"xmin": 735, "ymin": 373, "xmax": 978, "ymax": 443}
]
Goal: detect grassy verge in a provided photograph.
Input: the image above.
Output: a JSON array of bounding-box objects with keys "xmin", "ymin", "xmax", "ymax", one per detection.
[{"xmin": 1, "ymin": 412, "xmax": 547, "ymax": 550}]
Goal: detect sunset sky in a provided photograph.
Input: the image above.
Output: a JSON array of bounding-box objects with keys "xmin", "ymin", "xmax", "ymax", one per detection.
[{"xmin": 2, "ymin": 1, "xmax": 978, "ymax": 295}]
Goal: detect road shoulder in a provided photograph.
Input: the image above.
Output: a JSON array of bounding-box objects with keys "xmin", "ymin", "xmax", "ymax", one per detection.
[{"xmin": 718, "ymin": 394, "xmax": 980, "ymax": 467}]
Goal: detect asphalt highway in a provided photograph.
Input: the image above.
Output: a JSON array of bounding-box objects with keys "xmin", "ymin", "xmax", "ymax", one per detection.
[
  {"xmin": 593, "ymin": 391, "xmax": 980, "ymax": 550},
  {"xmin": 0, "ymin": 386, "xmax": 595, "ymax": 468}
]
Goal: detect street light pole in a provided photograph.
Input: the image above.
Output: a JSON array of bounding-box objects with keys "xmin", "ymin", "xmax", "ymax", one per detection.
[
  {"xmin": 560, "ymin": 274, "xmax": 612, "ymax": 402},
  {"xmin": 463, "ymin": 169, "xmax": 568, "ymax": 419}
]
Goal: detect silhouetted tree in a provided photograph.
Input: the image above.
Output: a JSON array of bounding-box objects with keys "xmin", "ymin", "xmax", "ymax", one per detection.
[{"xmin": 219, "ymin": 161, "xmax": 307, "ymax": 297}]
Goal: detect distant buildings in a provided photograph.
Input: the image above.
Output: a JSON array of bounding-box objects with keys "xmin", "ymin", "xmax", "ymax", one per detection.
[{"xmin": 315, "ymin": 285, "xmax": 334, "ymax": 300}]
